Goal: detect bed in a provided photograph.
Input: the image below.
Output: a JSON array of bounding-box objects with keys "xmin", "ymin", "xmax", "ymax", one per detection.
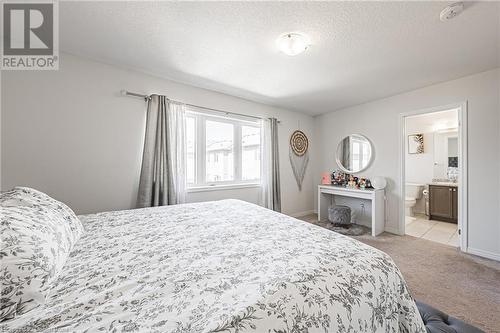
[{"xmin": 2, "ymin": 198, "xmax": 425, "ymax": 332}]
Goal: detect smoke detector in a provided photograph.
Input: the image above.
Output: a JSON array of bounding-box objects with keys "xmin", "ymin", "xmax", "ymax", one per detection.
[{"xmin": 440, "ymin": 2, "xmax": 464, "ymax": 22}]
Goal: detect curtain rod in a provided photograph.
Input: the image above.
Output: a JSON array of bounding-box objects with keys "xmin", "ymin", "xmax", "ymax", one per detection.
[{"xmin": 120, "ymin": 90, "xmax": 280, "ymax": 123}]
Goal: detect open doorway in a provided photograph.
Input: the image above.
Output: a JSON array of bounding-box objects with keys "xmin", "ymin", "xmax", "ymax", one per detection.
[{"xmin": 399, "ymin": 103, "xmax": 467, "ymax": 251}]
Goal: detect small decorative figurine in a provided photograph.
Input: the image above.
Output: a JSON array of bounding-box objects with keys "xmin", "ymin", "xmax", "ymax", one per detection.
[
  {"xmin": 347, "ymin": 175, "xmax": 357, "ymax": 188},
  {"xmin": 321, "ymin": 172, "xmax": 331, "ymax": 185},
  {"xmin": 359, "ymin": 178, "xmax": 367, "ymax": 189},
  {"xmin": 332, "ymin": 170, "xmax": 347, "ymax": 186}
]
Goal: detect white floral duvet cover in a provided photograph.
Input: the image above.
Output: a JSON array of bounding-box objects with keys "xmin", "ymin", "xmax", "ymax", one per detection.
[{"xmin": 2, "ymin": 199, "xmax": 425, "ymax": 333}]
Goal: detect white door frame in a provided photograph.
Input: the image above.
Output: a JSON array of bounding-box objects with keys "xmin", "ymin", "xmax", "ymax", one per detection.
[{"xmin": 398, "ymin": 102, "xmax": 468, "ymax": 252}]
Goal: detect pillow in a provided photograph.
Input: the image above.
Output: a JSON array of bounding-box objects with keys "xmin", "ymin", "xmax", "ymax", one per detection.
[
  {"xmin": 0, "ymin": 187, "xmax": 83, "ymax": 321},
  {"xmin": 2, "ymin": 187, "xmax": 83, "ymax": 246}
]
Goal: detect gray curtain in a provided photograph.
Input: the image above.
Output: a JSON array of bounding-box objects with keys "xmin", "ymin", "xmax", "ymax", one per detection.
[
  {"xmin": 270, "ymin": 118, "xmax": 281, "ymax": 212},
  {"xmin": 342, "ymin": 136, "xmax": 351, "ymax": 170},
  {"xmin": 261, "ymin": 118, "xmax": 281, "ymax": 212},
  {"xmin": 137, "ymin": 95, "xmax": 186, "ymax": 208}
]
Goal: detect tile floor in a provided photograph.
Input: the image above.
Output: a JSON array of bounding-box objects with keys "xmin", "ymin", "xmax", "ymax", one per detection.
[{"xmin": 405, "ymin": 214, "xmax": 458, "ymax": 247}]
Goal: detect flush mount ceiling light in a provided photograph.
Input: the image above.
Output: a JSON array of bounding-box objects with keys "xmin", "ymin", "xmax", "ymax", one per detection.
[
  {"xmin": 276, "ymin": 32, "xmax": 310, "ymax": 56},
  {"xmin": 440, "ymin": 2, "xmax": 464, "ymax": 22}
]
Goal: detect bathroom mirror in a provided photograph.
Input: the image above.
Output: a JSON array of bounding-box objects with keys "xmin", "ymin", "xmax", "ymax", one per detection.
[
  {"xmin": 447, "ymin": 137, "xmax": 458, "ymax": 167},
  {"xmin": 433, "ymin": 130, "xmax": 458, "ymax": 178},
  {"xmin": 336, "ymin": 134, "xmax": 373, "ymax": 173}
]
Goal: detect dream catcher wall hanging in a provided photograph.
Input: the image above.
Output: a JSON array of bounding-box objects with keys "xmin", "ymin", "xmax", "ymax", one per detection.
[{"xmin": 289, "ymin": 130, "xmax": 309, "ymax": 190}]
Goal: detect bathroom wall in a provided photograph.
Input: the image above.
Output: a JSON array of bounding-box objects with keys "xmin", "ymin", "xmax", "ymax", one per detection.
[{"xmin": 405, "ymin": 132, "xmax": 434, "ymax": 185}]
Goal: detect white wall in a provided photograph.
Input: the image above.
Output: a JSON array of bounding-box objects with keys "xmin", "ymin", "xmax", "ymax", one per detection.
[
  {"xmin": 1, "ymin": 53, "xmax": 316, "ymax": 216},
  {"xmin": 315, "ymin": 68, "xmax": 500, "ymax": 259}
]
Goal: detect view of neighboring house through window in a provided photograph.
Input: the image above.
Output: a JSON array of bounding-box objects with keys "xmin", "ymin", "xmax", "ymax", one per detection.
[
  {"xmin": 241, "ymin": 125, "xmax": 260, "ymax": 180},
  {"xmin": 186, "ymin": 107, "xmax": 261, "ymax": 188},
  {"xmin": 206, "ymin": 120, "xmax": 234, "ymax": 182}
]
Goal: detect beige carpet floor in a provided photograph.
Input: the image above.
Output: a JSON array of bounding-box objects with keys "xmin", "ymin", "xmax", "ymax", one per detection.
[{"xmin": 298, "ymin": 214, "xmax": 500, "ymax": 333}]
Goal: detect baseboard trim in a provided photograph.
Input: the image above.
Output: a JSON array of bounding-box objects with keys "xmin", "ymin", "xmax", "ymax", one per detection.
[
  {"xmin": 290, "ymin": 210, "xmax": 315, "ymax": 218},
  {"xmin": 467, "ymin": 247, "xmax": 500, "ymax": 262},
  {"xmin": 384, "ymin": 225, "xmax": 401, "ymax": 235}
]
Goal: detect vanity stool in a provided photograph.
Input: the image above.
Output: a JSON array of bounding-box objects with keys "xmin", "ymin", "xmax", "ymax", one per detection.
[
  {"xmin": 416, "ymin": 301, "xmax": 485, "ymax": 333},
  {"xmin": 328, "ymin": 205, "xmax": 351, "ymax": 227}
]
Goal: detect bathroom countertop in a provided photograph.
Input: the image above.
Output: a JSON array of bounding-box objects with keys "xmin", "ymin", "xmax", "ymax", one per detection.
[{"xmin": 430, "ymin": 182, "xmax": 458, "ymax": 187}]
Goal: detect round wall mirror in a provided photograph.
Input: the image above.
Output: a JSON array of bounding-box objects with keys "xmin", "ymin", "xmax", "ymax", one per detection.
[{"xmin": 336, "ymin": 134, "xmax": 373, "ymax": 173}]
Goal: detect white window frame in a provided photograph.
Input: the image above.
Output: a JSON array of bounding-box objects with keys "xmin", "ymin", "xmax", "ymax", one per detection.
[{"xmin": 186, "ymin": 108, "xmax": 261, "ymax": 191}]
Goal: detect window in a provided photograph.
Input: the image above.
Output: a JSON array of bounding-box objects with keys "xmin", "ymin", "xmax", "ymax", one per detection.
[
  {"xmin": 241, "ymin": 125, "xmax": 260, "ymax": 180},
  {"xmin": 206, "ymin": 120, "xmax": 234, "ymax": 182},
  {"xmin": 186, "ymin": 108, "xmax": 261, "ymax": 188},
  {"xmin": 350, "ymin": 135, "xmax": 370, "ymax": 170},
  {"xmin": 352, "ymin": 141, "xmax": 360, "ymax": 171}
]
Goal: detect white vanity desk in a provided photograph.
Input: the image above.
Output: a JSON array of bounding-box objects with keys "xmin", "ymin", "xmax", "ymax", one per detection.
[{"xmin": 318, "ymin": 185, "xmax": 385, "ymax": 236}]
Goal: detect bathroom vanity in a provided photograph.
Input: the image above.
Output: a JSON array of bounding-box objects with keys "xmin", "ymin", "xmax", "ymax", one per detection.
[
  {"xmin": 323, "ymin": 133, "xmax": 386, "ymax": 236},
  {"xmin": 429, "ymin": 184, "xmax": 458, "ymax": 223},
  {"xmin": 318, "ymin": 185, "xmax": 385, "ymax": 236}
]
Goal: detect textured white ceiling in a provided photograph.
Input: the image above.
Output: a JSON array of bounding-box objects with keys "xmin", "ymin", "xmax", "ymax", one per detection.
[{"xmin": 60, "ymin": 1, "xmax": 499, "ymax": 115}]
